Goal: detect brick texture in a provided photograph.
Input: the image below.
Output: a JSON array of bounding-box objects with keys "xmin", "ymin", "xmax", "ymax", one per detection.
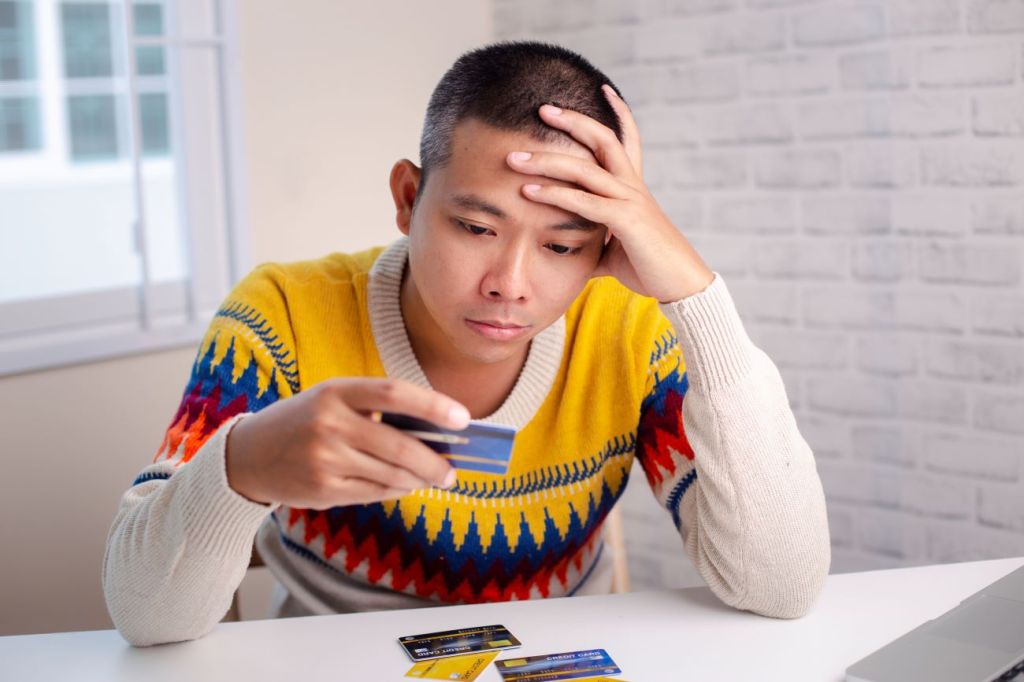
[{"xmin": 499, "ymin": 0, "xmax": 1024, "ymax": 586}]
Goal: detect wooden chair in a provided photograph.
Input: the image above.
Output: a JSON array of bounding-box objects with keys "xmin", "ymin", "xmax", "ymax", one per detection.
[
  {"xmin": 224, "ymin": 505, "xmax": 630, "ymax": 621},
  {"xmin": 606, "ymin": 504, "xmax": 630, "ymax": 594}
]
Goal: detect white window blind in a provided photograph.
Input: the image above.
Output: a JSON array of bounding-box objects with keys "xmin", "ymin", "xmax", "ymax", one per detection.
[{"xmin": 0, "ymin": 0, "xmax": 249, "ymax": 376}]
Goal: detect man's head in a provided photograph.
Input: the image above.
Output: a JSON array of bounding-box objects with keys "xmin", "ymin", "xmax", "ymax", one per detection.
[
  {"xmin": 389, "ymin": 41, "xmax": 625, "ymax": 371},
  {"xmin": 414, "ymin": 41, "xmax": 624, "ymax": 208}
]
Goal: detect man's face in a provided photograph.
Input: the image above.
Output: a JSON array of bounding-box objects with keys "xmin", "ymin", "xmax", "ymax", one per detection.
[{"xmin": 400, "ymin": 118, "xmax": 608, "ymax": 367}]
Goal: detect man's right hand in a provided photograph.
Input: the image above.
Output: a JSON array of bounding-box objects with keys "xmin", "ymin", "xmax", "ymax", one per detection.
[{"xmin": 224, "ymin": 378, "xmax": 470, "ymax": 509}]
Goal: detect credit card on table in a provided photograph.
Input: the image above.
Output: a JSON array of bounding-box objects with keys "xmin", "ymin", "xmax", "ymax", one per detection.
[
  {"xmin": 399, "ymin": 624, "xmax": 523, "ymax": 662},
  {"xmin": 494, "ymin": 649, "xmax": 621, "ymax": 682},
  {"xmin": 405, "ymin": 650, "xmax": 499, "ymax": 680},
  {"xmin": 381, "ymin": 412, "xmax": 516, "ymax": 475}
]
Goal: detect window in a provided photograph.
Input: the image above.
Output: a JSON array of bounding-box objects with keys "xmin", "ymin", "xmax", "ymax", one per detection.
[
  {"xmin": 0, "ymin": 2, "xmax": 39, "ymax": 152},
  {"xmin": 0, "ymin": 96, "xmax": 39, "ymax": 150},
  {"xmin": 0, "ymin": 0, "xmax": 249, "ymax": 376},
  {"xmin": 59, "ymin": 2, "xmax": 170, "ymax": 160}
]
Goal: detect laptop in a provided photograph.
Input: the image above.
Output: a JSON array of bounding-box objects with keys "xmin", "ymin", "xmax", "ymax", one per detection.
[{"xmin": 846, "ymin": 563, "xmax": 1024, "ymax": 682}]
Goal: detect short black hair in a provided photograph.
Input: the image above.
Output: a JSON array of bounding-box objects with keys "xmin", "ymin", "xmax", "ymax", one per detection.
[{"xmin": 415, "ymin": 40, "xmax": 625, "ymax": 207}]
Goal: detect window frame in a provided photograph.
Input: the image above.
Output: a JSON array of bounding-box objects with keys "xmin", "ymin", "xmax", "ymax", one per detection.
[{"xmin": 0, "ymin": 0, "xmax": 251, "ymax": 377}]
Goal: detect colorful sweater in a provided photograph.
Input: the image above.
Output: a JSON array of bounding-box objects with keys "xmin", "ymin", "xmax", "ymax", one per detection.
[{"xmin": 103, "ymin": 237, "xmax": 831, "ymax": 646}]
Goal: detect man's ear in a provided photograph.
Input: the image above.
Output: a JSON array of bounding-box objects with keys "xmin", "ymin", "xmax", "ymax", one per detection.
[{"xmin": 389, "ymin": 159, "xmax": 422, "ymax": 236}]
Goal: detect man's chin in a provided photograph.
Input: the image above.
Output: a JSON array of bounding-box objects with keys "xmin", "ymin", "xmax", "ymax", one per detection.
[
  {"xmin": 454, "ymin": 332, "xmax": 535, "ymax": 366},
  {"xmin": 459, "ymin": 343, "xmax": 528, "ymax": 366}
]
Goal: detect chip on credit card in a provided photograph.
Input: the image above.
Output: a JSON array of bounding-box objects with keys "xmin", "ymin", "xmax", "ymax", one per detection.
[
  {"xmin": 380, "ymin": 412, "xmax": 516, "ymax": 475},
  {"xmin": 399, "ymin": 624, "xmax": 522, "ymax": 662},
  {"xmin": 494, "ymin": 649, "xmax": 622, "ymax": 681}
]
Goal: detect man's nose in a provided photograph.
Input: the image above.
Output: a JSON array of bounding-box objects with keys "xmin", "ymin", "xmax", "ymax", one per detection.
[{"xmin": 482, "ymin": 246, "xmax": 531, "ymax": 302}]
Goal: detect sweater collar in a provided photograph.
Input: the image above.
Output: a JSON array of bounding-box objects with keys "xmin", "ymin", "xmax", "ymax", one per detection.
[{"xmin": 367, "ymin": 237, "xmax": 564, "ymax": 430}]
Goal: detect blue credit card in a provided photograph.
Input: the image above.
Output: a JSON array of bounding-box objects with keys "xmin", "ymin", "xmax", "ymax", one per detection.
[
  {"xmin": 380, "ymin": 412, "xmax": 516, "ymax": 476},
  {"xmin": 495, "ymin": 649, "xmax": 622, "ymax": 681}
]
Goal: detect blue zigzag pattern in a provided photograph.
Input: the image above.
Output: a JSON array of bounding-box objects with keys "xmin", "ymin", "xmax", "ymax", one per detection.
[
  {"xmin": 132, "ymin": 335, "xmax": 283, "ymax": 489},
  {"xmin": 637, "ymin": 354, "xmax": 696, "ymax": 530},
  {"xmin": 641, "ymin": 358, "xmax": 688, "ymax": 414},
  {"xmin": 280, "ymin": 469, "xmax": 628, "ymax": 598},
  {"xmin": 215, "ymin": 302, "xmax": 300, "ymax": 394},
  {"xmin": 273, "ymin": 519, "xmax": 609, "ymax": 599},
  {"xmin": 666, "ymin": 469, "xmax": 698, "ymax": 530},
  {"xmin": 649, "ymin": 330, "xmax": 679, "ymax": 365},
  {"xmin": 132, "ymin": 471, "xmax": 172, "ymax": 485},
  {"xmin": 191, "ymin": 333, "xmax": 283, "ymax": 412},
  {"xmin": 449, "ymin": 432, "xmax": 636, "ymax": 499}
]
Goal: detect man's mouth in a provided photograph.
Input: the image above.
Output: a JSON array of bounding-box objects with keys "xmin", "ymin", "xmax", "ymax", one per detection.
[
  {"xmin": 471, "ymin": 319, "xmax": 526, "ymax": 329},
  {"xmin": 464, "ymin": 318, "xmax": 532, "ymax": 340}
]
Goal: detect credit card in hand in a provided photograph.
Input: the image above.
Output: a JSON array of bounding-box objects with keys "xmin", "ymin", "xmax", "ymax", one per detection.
[
  {"xmin": 399, "ymin": 624, "xmax": 522, "ymax": 661},
  {"xmin": 380, "ymin": 412, "xmax": 516, "ymax": 475},
  {"xmin": 495, "ymin": 649, "xmax": 622, "ymax": 681}
]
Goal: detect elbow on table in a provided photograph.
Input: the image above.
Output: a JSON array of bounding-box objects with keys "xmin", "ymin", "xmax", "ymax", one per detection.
[
  {"xmin": 743, "ymin": 581, "xmax": 822, "ymax": 620},
  {"xmin": 107, "ymin": 601, "xmax": 217, "ymax": 648},
  {"xmin": 703, "ymin": 541, "xmax": 831, "ymax": 620},
  {"xmin": 739, "ymin": 549, "xmax": 831, "ymax": 620},
  {"xmin": 103, "ymin": 574, "xmax": 219, "ymax": 647}
]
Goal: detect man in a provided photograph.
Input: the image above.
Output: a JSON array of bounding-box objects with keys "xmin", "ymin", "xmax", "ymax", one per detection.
[{"xmin": 103, "ymin": 41, "xmax": 830, "ymax": 647}]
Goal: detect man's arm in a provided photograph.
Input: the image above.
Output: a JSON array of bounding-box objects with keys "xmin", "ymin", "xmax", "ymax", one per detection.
[
  {"xmin": 102, "ymin": 294, "xmax": 292, "ymax": 646},
  {"xmin": 634, "ymin": 272, "xmax": 831, "ymax": 619},
  {"xmin": 103, "ymin": 415, "xmax": 273, "ymax": 646},
  {"xmin": 103, "ymin": 264, "xmax": 467, "ymax": 646},
  {"xmin": 508, "ymin": 86, "xmax": 829, "ymax": 617}
]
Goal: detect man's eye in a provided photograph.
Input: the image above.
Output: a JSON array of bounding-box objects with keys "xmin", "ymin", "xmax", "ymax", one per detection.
[
  {"xmin": 546, "ymin": 243, "xmax": 583, "ymax": 256},
  {"xmin": 458, "ymin": 220, "xmax": 492, "ymax": 236}
]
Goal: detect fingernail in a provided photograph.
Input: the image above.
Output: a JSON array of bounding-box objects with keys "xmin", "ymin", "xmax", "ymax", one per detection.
[
  {"xmin": 510, "ymin": 151, "xmax": 531, "ymax": 162},
  {"xmin": 523, "ymin": 184, "xmax": 541, "ymax": 193},
  {"xmin": 442, "ymin": 468, "xmax": 457, "ymax": 489},
  {"xmin": 449, "ymin": 404, "xmax": 470, "ymax": 429},
  {"xmin": 542, "ymin": 104, "xmax": 562, "ymax": 115}
]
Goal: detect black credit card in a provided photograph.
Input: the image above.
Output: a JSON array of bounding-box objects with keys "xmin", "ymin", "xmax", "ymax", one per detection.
[{"xmin": 398, "ymin": 623, "xmax": 522, "ymax": 661}]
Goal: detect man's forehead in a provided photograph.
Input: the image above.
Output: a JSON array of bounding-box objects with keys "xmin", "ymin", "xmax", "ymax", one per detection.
[
  {"xmin": 446, "ymin": 191, "xmax": 601, "ymax": 233},
  {"xmin": 437, "ymin": 118, "xmax": 604, "ymax": 234},
  {"xmin": 450, "ymin": 117, "xmax": 596, "ymax": 163}
]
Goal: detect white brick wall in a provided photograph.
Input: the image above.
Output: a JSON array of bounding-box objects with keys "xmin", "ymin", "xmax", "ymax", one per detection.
[{"xmin": 496, "ymin": 0, "xmax": 1024, "ymax": 589}]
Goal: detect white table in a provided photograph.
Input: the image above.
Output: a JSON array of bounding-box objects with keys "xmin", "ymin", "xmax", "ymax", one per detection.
[{"xmin": 3, "ymin": 557, "xmax": 1022, "ymax": 682}]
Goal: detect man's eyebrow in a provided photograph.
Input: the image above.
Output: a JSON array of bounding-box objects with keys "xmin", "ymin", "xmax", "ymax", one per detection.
[
  {"xmin": 450, "ymin": 193, "xmax": 507, "ymax": 219},
  {"xmin": 449, "ymin": 193, "xmax": 602, "ymax": 233},
  {"xmin": 551, "ymin": 216, "xmax": 602, "ymax": 232}
]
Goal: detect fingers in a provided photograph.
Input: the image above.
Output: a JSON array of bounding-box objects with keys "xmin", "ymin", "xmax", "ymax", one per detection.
[
  {"xmin": 328, "ymin": 477, "xmax": 414, "ymax": 507},
  {"xmin": 521, "ymin": 183, "xmax": 624, "ymax": 227},
  {"xmin": 339, "ymin": 445, "xmax": 430, "ymax": 491},
  {"xmin": 601, "ymin": 84, "xmax": 644, "ymax": 179},
  {"xmin": 538, "ymin": 103, "xmax": 635, "ymax": 180},
  {"xmin": 516, "ymin": 85, "xmax": 645, "ymax": 207},
  {"xmin": 334, "ymin": 378, "xmax": 470, "ymax": 431},
  {"xmin": 344, "ymin": 417, "xmax": 456, "ymax": 489},
  {"xmin": 506, "ymin": 150, "xmax": 634, "ymax": 200}
]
